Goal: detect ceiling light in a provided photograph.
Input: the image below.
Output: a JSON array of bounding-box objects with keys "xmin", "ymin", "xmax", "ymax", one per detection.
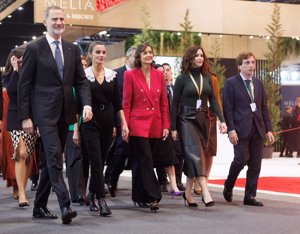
[
  {"xmin": 32, "ymin": 36, "xmax": 36, "ymax": 40},
  {"xmin": 23, "ymin": 41, "xmax": 27, "ymax": 44},
  {"xmin": 177, "ymin": 32, "xmax": 181, "ymax": 36},
  {"xmin": 8, "ymin": 15, "xmax": 12, "ymax": 18},
  {"xmin": 43, "ymin": 31, "xmax": 47, "ymax": 35},
  {"xmin": 198, "ymin": 33, "xmax": 202, "ymax": 37},
  {"xmin": 265, "ymin": 36, "xmax": 270, "ymax": 40},
  {"xmin": 249, "ymin": 35, "xmax": 253, "ymax": 39},
  {"xmin": 15, "ymin": 45, "xmax": 18, "ymax": 48},
  {"xmin": 18, "ymin": 7, "xmax": 23, "ymax": 11}
]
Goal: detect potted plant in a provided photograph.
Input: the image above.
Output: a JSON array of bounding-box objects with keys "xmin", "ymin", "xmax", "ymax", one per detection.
[{"xmin": 262, "ymin": 3, "xmax": 283, "ymax": 158}]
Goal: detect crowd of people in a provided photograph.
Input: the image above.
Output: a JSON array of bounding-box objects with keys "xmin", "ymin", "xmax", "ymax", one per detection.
[{"xmin": 0, "ymin": 5, "xmax": 298, "ymax": 225}]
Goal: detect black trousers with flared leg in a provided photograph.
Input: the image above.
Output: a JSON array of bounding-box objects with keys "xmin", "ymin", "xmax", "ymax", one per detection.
[{"xmin": 129, "ymin": 136, "xmax": 162, "ymax": 203}]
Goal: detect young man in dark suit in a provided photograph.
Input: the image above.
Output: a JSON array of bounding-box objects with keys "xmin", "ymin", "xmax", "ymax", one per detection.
[
  {"xmin": 105, "ymin": 46, "xmax": 136, "ymax": 197},
  {"xmin": 18, "ymin": 6, "xmax": 93, "ymax": 224},
  {"xmin": 222, "ymin": 52, "xmax": 274, "ymax": 207}
]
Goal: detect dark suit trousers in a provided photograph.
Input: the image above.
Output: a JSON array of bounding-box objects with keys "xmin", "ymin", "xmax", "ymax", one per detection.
[
  {"xmin": 106, "ymin": 125, "xmax": 130, "ymax": 187},
  {"xmin": 130, "ymin": 136, "xmax": 162, "ymax": 203},
  {"xmin": 34, "ymin": 116, "xmax": 70, "ymax": 210},
  {"xmin": 64, "ymin": 131, "xmax": 85, "ymax": 201},
  {"xmin": 225, "ymin": 125, "xmax": 263, "ymax": 198}
]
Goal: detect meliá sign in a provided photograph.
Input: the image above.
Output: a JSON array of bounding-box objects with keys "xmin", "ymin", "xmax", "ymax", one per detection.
[{"xmin": 96, "ymin": 0, "xmax": 125, "ymax": 12}]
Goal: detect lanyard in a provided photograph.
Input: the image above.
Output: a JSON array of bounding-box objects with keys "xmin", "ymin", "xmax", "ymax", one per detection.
[{"xmin": 189, "ymin": 73, "xmax": 203, "ymax": 99}]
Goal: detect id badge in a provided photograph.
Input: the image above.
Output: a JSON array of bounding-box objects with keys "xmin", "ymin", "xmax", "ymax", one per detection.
[
  {"xmin": 250, "ymin": 103, "xmax": 257, "ymax": 112},
  {"xmin": 196, "ymin": 99, "xmax": 202, "ymax": 109}
]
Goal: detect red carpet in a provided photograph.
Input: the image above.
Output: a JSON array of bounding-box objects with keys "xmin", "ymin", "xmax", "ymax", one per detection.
[{"xmin": 209, "ymin": 177, "xmax": 300, "ymax": 194}]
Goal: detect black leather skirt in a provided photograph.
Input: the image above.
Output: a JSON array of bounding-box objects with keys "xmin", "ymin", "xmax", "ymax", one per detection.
[{"xmin": 178, "ymin": 106, "xmax": 210, "ymax": 178}]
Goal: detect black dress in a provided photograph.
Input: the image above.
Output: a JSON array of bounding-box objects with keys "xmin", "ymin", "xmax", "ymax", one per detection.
[
  {"xmin": 171, "ymin": 68, "xmax": 224, "ymax": 178},
  {"xmin": 6, "ymin": 71, "xmax": 38, "ymax": 161}
]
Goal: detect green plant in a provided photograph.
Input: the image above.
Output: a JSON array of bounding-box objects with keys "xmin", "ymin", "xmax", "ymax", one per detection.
[
  {"xmin": 209, "ymin": 37, "xmax": 226, "ymax": 94},
  {"xmin": 263, "ymin": 3, "xmax": 283, "ymax": 146}
]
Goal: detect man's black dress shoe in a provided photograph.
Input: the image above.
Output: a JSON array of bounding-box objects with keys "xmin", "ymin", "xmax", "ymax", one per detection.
[
  {"xmin": 33, "ymin": 207, "xmax": 58, "ymax": 219},
  {"xmin": 243, "ymin": 197, "xmax": 264, "ymax": 207},
  {"xmin": 61, "ymin": 207, "xmax": 77, "ymax": 224},
  {"xmin": 223, "ymin": 187, "xmax": 233, "ymax": 202},
  {"xmin": 72, "ymin": 195, "xmax": 85, "ymax": 206},
  {"xmin": 31, "ymin": 182, "xmax": 38, "ymax": 191}
]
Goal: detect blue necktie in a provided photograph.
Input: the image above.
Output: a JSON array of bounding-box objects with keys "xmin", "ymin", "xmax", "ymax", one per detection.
[
  {"xmin": 245, "ymin": 80, "xmax": 253, "ymax": 100},
  {"xmin": 54, "ymin": 41, "xmax": 63, "ymax": 80}
]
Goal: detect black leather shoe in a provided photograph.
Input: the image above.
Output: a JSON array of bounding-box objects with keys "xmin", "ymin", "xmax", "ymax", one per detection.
[
  {"xmin": 87, "ymin": 193, "xmax": 99, "ymax": 212},
  {"xmin": 61, "ymin": 207, "xmax": 77, "ymax": 224},
  {"xmin": 243, "ymin": 197, "xmax": 264, "ymax": 207},
  {"xmin": 223, "ymin": 187, "xmax": 233, "ymax": 202},
  {"xmin": 98, "ymin": 198, "xmax": 112, "ymax": 217},
  {"xmin": 160, "ymin": 184, "xmax": 169, "ymax": 193},
  {"xmin": 33, "ymin": 207, "xmax": 58, "ymax": 219},
  {"xmin": 72, "ymin": 195, "xmax": 85, "ymax": 206},
  {"xmin": 31, "ymin": 182, "xmax": 38, "ymax": 191},
  {"xmin": 177, "ymin": 183, "xmax": 185, "ymax": 191}
]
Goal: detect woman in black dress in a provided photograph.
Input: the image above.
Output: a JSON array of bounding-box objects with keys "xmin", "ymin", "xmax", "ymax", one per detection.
[
  {"xmin": 81, "ymin": 41, "xmax": 129, "ymax": 216},
  {"xmin": 171, "ymin": 46, "xmax": 227, "ymax": 207}
]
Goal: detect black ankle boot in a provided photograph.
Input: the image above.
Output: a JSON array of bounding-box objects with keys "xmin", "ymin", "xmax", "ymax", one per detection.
[
  {"xmin": 88, "ymin": 193, "xmax": 99, "ymax": 212},
  {"xmin": 98, "ymin": 198, "xmax": 112, "ymax": 217}
]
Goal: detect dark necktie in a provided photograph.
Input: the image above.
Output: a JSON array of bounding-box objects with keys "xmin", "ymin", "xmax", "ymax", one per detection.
[
  {"xmin": 167, "ymin": 85, "xmax": 173, "ymax": 102},
  {"xmin": 245, "ymin": 80, "xmax": 253, "ymax": 100},
  {"xmin": 54, "ymin": 41, "xmax": 64, "ymax": 80}
]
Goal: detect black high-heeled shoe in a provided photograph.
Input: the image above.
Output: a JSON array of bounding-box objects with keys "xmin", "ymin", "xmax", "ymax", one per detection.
[
  {"xmin": 183, "ymin": 192, "xmax": 198, "ymax": 207},
  {"xmin": 87, "ymin": 193, "xmax": 99, "ymax": 212},
  {"xmin": 98, "ymin": 198, "xmax": 112, "ymax": 217},
  {"xmin": 149, "ymin": 201, "xmax": 159, "ymax": 212},
  {"xmin": 201, "ymin": 197, "xmax": 215, "ymax": 207},
  {"xmin": 133, "ymin": 202, "xmax": 150, "ymax": 208}
]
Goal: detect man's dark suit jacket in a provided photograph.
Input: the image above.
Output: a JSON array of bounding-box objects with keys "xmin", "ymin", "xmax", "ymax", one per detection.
[
  {"xmin": 114, "ymin": 65, "xmax": 127, "ymax": 102},
  {"xmin": 222, "ymin": 74, "xmax": 272, "ymax": 139},
  {"xmin": 18, "ymin": 36, "xmax": 91, "ymax": 125}
]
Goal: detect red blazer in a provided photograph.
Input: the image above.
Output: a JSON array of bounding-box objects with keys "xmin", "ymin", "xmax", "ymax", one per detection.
[{"xmin": 123, "ymin": 67, "xmax": 170, "ymax": 138}]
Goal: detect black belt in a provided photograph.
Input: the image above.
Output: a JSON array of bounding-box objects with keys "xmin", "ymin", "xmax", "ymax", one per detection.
[
  {"xmin": 181, "ymin": 105, "xmax": 208, "ymax": 113},
  {"xmin": 94, "ymin": 104, "xmax": 111, "ymax": 111}
]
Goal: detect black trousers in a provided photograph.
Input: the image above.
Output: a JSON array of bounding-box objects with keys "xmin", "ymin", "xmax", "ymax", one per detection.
[
  {"xmin": 34, "ymin": 117, "xmax": 70, "ymax": 211},
  {"xmin": 64, "ymin": 131, "xmax": 85, "ymax": 201},
  {"xmin": 105, "ymin": 124, "xmax": 131, "ymax": 187},
  {"xmin": 130, "ymin": 136, "xmax": 161, "ymax": 203},
  {"xmin": 225, "ymin": 125, "xmax": 263, "ymax": 198}
]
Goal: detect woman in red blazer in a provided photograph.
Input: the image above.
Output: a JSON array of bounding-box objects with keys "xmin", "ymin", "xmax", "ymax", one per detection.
[{"xmin": 123, "ymin": 43, "xmax": 169, "ymax": 212}]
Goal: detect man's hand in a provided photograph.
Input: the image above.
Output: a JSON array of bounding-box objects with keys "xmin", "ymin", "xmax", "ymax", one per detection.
[
  {"xmin": 22, "ymin": 118, "xmax": 34, "ymax": 134},
  {"xmin": 266, "ymin": 131, "xmax": 275, "ymax": 144},
  {"xmin": 82, "ymin": 106, "xmax": 93, "ymax": 122},
  {"xmin": 228, "ymin": 130, "xmax": 239, "ymax": 145}
]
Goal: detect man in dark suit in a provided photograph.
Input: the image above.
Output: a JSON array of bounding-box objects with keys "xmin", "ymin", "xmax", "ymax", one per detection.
[
  {"xmin": 18, "ymin": 6, "xmax": 93, "ymax": 224},
  {"xmin": 105, "ymin": 46, "xmax": 136, "ymax": 197},
  {"xmin": 222, "ymin": 52, "xmax": 274, "ymax": 207}
]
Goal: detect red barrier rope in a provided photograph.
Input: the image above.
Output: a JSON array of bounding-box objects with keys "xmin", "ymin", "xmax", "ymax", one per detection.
[{"xmin": 272, "ymin": 126, "xmax": 300, "ymax": 135}]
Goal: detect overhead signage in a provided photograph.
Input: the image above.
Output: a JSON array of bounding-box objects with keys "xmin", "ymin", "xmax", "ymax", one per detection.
[{"xmin": 37, "ymin": 0, "xmax": 126, "ymax": 23}]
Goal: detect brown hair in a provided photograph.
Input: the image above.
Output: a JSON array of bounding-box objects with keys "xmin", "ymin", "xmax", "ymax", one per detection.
[
  {"xmin": 134, "ymin": 42, "xmax": 153, "ymax": 68},
  {"xmin": 3, "ymin": 48, "xmax": 25, "ymax": 76},
  {"xmin": 236, "ymin": 52, "xmax": 256, "ymax": 67},
  {"xmin": 181, "ymin": 46, "xmax": 210, "ymax": 76}
]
